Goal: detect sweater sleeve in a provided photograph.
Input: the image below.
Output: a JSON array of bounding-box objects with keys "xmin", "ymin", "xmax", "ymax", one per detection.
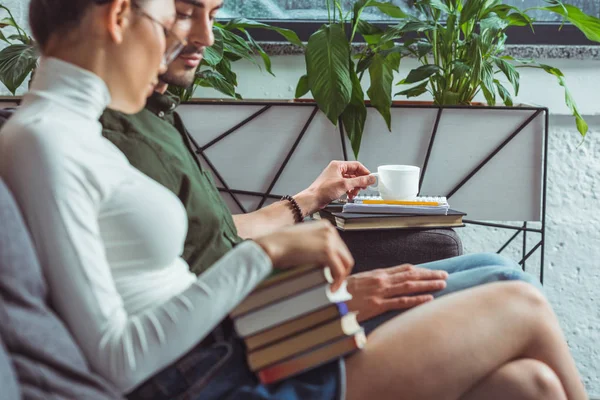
[{"xmin": 2, "ymin": 125, "xmax": 272, "ymax": 393}]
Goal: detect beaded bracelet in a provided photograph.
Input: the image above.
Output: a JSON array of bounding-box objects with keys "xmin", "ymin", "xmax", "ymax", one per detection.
[{"xmin": 281, "ymin": 195, "xmax": 304, "ymax": 224}]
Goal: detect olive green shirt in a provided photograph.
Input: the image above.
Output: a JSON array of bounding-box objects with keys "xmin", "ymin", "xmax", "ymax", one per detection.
[{"xmin": 100, "ymin": 91, "xmax": 242, "ymax": 275}]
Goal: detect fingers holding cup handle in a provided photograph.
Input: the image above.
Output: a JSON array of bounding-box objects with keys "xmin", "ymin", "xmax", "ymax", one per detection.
[{"xmin": 368, "ymin": 172, "xmax": 379, "ymax": 190}]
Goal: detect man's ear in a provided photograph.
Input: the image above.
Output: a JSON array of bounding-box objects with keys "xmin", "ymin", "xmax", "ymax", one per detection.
[{"xmin": 106, "ymin": 0, "xmax": 131, "ymax": 44}]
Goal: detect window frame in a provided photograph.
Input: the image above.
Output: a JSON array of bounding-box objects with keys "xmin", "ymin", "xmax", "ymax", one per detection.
[{"xmin": 238, "ymin": 20, "xmax": 599, "ymax": 46}]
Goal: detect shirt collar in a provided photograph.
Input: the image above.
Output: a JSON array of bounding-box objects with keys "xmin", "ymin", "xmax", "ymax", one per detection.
[
  {"xmin": 26, "ymin": 57, "xmax": 111, "ymax": 121},
  {"xmin": 145, "ymin": 91, "xmax": 181, "ymax": 117}
]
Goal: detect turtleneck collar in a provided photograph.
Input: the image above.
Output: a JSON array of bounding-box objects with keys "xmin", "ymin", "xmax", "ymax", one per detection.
[{"xmin": 25, "ymin": 57, "xmax": 112, "ymax": 121}]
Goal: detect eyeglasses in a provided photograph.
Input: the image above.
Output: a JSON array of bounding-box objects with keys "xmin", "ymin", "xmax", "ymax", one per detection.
[{"xmin": 131, "ymin": 2, "xmax": 188, "ymax": 66}]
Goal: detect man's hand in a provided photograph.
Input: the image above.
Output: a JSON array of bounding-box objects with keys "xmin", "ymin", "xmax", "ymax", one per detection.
[
  {"xmin": 295, "ymin": 161, "xmax": 376, "ymax": 215},
  {"xmin": 346, "ymin": 264, "xmax": 448, "ymax": 322}
]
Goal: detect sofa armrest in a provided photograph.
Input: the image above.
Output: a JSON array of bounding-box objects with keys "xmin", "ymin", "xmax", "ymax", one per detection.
[{"xmin": 339, "ymin": 228, "xmax": 463, "ymax": 273}]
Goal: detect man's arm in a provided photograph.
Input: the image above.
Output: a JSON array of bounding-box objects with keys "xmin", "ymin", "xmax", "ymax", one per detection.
[{"xmin": 233, "ymin": 161, "xmax": 376, "ymax": 239}]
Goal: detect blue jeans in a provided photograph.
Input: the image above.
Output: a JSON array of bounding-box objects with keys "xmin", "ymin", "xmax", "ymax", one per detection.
[{"xmin": 361, "ymin": 252, "xmax": 542, "ymax": 335}]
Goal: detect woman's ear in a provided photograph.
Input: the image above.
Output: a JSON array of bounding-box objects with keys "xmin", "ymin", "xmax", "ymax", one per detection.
[{"xmin": 106, "ymin": 0, "xmax": 131, "ymax": 44}]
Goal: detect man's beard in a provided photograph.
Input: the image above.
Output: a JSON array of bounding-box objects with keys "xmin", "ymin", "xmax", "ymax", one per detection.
[{"xmin": 158, "ymin": 45, "xmax": 202, "ymax": 89}]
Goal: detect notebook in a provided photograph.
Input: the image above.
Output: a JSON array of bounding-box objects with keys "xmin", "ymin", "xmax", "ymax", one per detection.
[
  {"xmin": 345, "ymin": 195, "xmax": 450, "ymax": 215},
  {"xmin": 332, "ymin": 209, "xmax": 466, "ymax": 231}
]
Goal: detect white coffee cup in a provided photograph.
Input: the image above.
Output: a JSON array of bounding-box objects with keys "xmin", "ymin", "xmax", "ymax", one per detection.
[{"xmin": 369, "ymin": 165, "xmax": 420, "ymax": 200}]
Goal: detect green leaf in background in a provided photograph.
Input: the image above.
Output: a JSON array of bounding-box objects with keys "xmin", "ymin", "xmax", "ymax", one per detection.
[
  {"xmin": 480, "ymin": 61, "xmax": 496, "ymax": 105},
  {"xmin": 367, "ymin": 1, "xmax": 407, "ymax": 18},
  {"xmin": 215, "ymin": 57, "xmax": 238, "ymax": 86},
  {"xmin": 395, "ymin": 80, "xmax": 429, "ymax": 98},
  {"xmin": 341, "ymin": 65, "xmax": 367, "ymax": 158},
  {"xmin": 460, "ymin": 0, "xmax": 485, "ymax": 25},
  {"xmin": 295, "ymin": 74, "xmax": 310, "ymax": 98},
  {"xmin": 537, "ymin": 63, "xmax": 588, "ymax": 136},
  {"xmin": 224, "ymin": 18, "xmax": 304, "ymax": 47},
  {"xmin": 306, "ymin": 24, "xmax": 352, "ymax": 124},
  {"xmin": 204, "ymin": 28, "xmax": 224, "ymax": 66},
  {"xmin": 426, "ymin": 0, "xmax": 451, "ymax": 14},
  {"xmin": 494, "ymin": 57, "xmax": 519, "ymax": 95},
  {"xmin": 540, "ymin": 4, "xmax": 600, "ymax": 42},
  {"xmin": 196, "ymin": 70, "xmax": 241, "ymax": 99},
  {"xmin": 0, "ymin": 44, "xmax": 37, "ymax": 94},
  {"xmin": 357, "ymin": 20, "xmax": 384, "ymax": 45},
  {"xmin": 243, "ymin": 30, "xmax": 274, "ymax": 76},
  {"xmin": 220, "ymin": 29, "xmax": 261, "ymax": 68},
  {"xmin": 494, "ymin": 79, "xmax": 513, "ymax": 106},
  {"xmin": 379, "ymin": 41, "xmax": 401, "ymax": 72},
  {"xmin": 399, "ymin": 64, "xmax": 440, "ymax": 84},
  {"xmin": 0, "ymin": 29, "xmax": 9, "ymax": 44},
  {"xmin": 356, "ymin": 52, "xmax": 374, "ymax": 74},
  {"xmin": 367, "ymin": 53, "xmax": 393, "ymax": 130}
]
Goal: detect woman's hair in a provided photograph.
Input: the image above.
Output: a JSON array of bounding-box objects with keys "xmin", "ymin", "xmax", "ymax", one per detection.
[{"xmin": 29, "ymin": 0, "xmax": 145, "ymax": 50}]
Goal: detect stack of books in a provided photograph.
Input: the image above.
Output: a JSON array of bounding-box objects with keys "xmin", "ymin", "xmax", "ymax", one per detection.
[
  {"xmin": 314, "ymin": 195, "xmax": 466, "ymax": 231},
  {"xmin": 231, "ymin": 265, "xmax": 367, "ymax": 384}
]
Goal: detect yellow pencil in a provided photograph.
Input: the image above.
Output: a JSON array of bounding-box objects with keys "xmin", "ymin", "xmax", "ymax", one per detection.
[{"xmin": 359, "ymin": 200, "xmax": 440, "ymax": 206}]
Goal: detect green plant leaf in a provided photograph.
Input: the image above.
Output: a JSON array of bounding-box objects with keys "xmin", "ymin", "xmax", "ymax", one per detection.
[
  {"xmin": 494, "ymin": 57, "xmax": 519, "ymax": 95},
  {"xmin": 221, "ymin": 29, "xmax": 260, "ymax": 68},
  {"xmin": 399, "ymin": 64, "xmax": 441, "ymax": 84},
  {"xmin": 295, "ymin": 74, "xmax": 310, "ymax": 98},
  {"xmin": 494, "ymin": 79, "xmax": 513, "ymax": 106},
  {"xmin": 367, "ymin": 53, "xmax": 394, "ymax": 130},
  {"xmin": 0, "ymin": 29, "xmax": 9, "ymax": 44},
  {"xmin": 243, "ymin": 29, "xmax": 274, "ymax": 76},
  {"xmin": 0, "ymin": 44, "xmax": 38, "ymax": 94},
  {"xmin": 306, "ymin": 24, "xmax": 352, "ymax": 124},
  {"xmin": 224, "ymin": 18, "xmax": 304, "ymax": 47},
  {"xmin": 215, "ymin": 57, "xmax": 237, "ymax": 86},
  {"xmin": 368, "ymin": 1, "xmax": 407, "ymax": 18},
  {"xmin": 377, "ymin": 41, "xmax": 401, "ymax": 72},
  {"xmin": 395, "ymin": 81, "xmax": 429, "ymax": 98},
  {"xmin": 480, "ymin": 61, "xmax": 496, "ymax": 105},
  {"xmin": 204, "ymin": 28, "xmax": 224, "ymax": 66},
  {"xmin": 415, "ymin": 41, "xmax": 434, "ymax": 58},
  {"xmin": 381, "ymin": 21, "xmax": 435, "ymax": 42},
  {"xmin": 356, "ymin": 52, "xmax": 374, "ymax": 74},
  {"xmin": 540, "ymin": 4, "xmax": 600, "ymax": 43},
  {"xmin": 537, "ymin": 63, "xmax": 588, "ymax": 137},
  {"xmin": 460, "ymin": 0, "xmax": 485, "ymax": 25},
  {"xmin": 357, "ymin": 20, "xmax": 384, "ymax": 45},
  {"xmin": 196, "ymin": 70, "xmax": 240, "ymax": 99},
  {"xmin": 341, "ymin": 65, "xmax": 367, "ymax": 159},
  {"xmin": 426, "ymin": 0, "xmax": 451, "ymax": 14}
]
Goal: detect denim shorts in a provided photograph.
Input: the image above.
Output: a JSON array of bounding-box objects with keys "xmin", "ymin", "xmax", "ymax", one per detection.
[{"xmin": 127, "ymin": 331, "xmax": 346, "ymax": 400}]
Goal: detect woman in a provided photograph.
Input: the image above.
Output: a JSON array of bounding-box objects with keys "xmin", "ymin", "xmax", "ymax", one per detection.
[{"xmin": 0, "ymin": 0, "xmax": 587, "ymax": 399}]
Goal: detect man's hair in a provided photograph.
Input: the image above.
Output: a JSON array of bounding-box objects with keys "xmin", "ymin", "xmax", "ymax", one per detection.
[{"xmin": 29, "ymin": 0, "xmax": 146, "ymax": 50}]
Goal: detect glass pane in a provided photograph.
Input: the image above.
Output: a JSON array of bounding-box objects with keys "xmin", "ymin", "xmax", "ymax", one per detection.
[{"xmin": 220, "ymin": 0, "xmax": 600, "ymax": 21}]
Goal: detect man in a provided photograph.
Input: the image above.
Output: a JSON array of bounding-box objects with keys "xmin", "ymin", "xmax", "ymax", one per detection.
[{"xmin": 100, "ymin": 0, "xmax": 540, "ymax": 329}]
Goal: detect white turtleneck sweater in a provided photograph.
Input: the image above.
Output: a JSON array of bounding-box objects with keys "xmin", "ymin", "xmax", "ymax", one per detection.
[{"xmin": 0, "ymin": 58, "xmax": 273, "ymax": 393}]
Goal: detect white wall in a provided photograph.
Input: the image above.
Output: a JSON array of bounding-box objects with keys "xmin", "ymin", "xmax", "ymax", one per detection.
[{"xmin": 2, "ymin": 0, "xmax": 599, "ymax": 395}]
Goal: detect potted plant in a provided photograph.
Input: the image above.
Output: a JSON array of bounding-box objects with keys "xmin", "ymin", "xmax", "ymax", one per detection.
[{"xmin": 298, "ymin": 0, "xmax": 599, "ymax": 158}]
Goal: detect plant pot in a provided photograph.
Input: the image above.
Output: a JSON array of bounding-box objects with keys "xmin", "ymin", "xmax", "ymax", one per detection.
[{"xmin": 179, "ymin": 100, "xmax": 547, "ymax": 222}]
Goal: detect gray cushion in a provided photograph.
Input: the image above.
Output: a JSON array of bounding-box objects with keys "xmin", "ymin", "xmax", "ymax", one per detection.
[
  {"xmin": 0, "ymin": 334, "xmax": 20, "ymax": 399},
  {"xmin": 0, "ymin": 179, "xmax": 122, "ymax": 399},
  {"xmin": 341, "ymin": 228, "xmax": 463, "ymax": 273}
]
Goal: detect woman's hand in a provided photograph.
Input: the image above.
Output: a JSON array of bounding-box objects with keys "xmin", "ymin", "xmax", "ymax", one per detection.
[{"xmin": 254, "ymin": 220, "xmax": 354, "ymax": 291}]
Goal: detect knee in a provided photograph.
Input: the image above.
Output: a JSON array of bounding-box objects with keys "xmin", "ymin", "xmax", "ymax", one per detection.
[
  {"xmin": 502, "ymin": 281, "xmax": 549, "ymax": 314},
  {"xmin": 477, "ymin": 252, "xmax": 521, "ymax": 269},
  {"xmin": 527, "ymin": 361, "xmax": 566, "ymax": 400}
]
